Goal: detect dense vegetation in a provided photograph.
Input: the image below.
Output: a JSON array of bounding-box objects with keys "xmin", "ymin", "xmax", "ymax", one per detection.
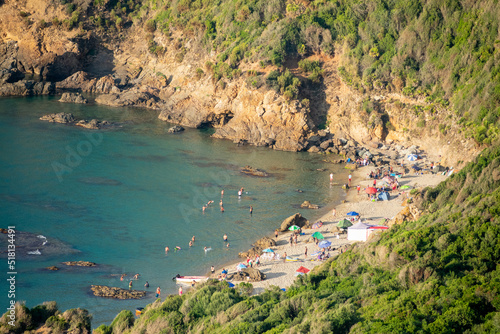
[
  {"xmin": 0, "ymin": 301, "xmax": 91, "ymax": 334},
  {"xmin": 8, "ymin": 143, "xmax": 495, "ymax": 333},
  {"xmin": 47, "ymin": 0, "xmax": 500, "ymax": 144}
]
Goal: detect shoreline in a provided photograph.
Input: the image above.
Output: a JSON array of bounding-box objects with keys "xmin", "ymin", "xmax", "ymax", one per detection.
[{"xmin": 204, "ymin": 155, "xmax": 448, "ymax": 294}]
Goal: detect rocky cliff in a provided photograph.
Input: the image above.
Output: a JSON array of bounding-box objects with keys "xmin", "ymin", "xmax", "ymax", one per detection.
[{"xmin": 0, "ymin": 0, "xmax": 481, "ymax": 166}]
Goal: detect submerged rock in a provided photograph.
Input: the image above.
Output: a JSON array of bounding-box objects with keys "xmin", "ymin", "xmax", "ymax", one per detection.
[
  {"xmin": 46, "ymin": 266, "xmax": 59, "ymax": 271},
  {"xmin": 0, "ymin": 230, "xmax": 79, "ymax": 259},
  {"xmin": 240, "ymin": 166, "xmax": 269, "ymax": 177},
  {"xmin": 62, "ymin": 261, "xmax": 96, "ymax": 267},
  {"xmin": 90, "ymin": 285, "xmax": 146, "ymax": 299}
]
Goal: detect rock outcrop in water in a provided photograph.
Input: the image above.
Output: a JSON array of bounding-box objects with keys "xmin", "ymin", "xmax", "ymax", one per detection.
[
  {"xmin": 40, "ymin": 112, "xmax": 115, "ymax": 129},
  {"xmin": 59, "ymin": 92, "xmax": 87, "ymax": 104},
  {"xmin": 90, "ymin": 285, "xmax": 147, "ymax": 299},
  {"xmin": 40, "ymin": 112, "xmax": 76, "ymax": 124}
]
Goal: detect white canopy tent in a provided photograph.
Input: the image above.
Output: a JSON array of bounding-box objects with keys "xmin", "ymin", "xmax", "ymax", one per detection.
[{"xmin": 347, "ymin": 221, "xmax": 372, "ymax": 241}]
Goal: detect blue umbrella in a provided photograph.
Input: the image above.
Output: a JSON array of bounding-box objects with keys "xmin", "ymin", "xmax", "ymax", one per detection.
[
  {"xmin": 318, "ymin": 240, "xmax": 331, "ymax": 248},
  {"xmin": 262, "ymin": 248, "xmax": 274, "ymax": 253},
  {"xmin": 407, "ymin": 154, "xmax": 417, "ymax": 161},
  {"xmin": 227, "ymin": 282, "xmax": 235, "ymax": 288},
  {"xmin": 346, "ymin": 211, "xmax": 359, "ymax": 216},
  {"xmin": 236, "ymin": 263, "xmax": 247, "ymax": 269}
]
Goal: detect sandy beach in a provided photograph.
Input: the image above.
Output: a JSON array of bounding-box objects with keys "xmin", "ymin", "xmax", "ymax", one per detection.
[{"xmin": 210, "ymin": 159, "xmax": 448, "ymax": 294}]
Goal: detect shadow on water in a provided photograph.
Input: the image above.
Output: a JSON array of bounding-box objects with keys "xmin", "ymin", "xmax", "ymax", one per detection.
[
  {"xmin": 0, "ymin": 193, "xmax": 88, "ymax": 216},
  {"xmin": 78, "ymin": 177, "xmax": 123, "ymax": 186}
]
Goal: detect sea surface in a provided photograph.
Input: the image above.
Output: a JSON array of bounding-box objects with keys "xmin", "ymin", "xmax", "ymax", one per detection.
[{"xmin": 0, "ymin": 96, "xmax": 349, "ymax": 326}]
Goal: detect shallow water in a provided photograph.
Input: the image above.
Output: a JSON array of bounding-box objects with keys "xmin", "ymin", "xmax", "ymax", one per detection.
[{"xmin": 0, "ymin": 96, "xmax": 349, "ymax": 326}]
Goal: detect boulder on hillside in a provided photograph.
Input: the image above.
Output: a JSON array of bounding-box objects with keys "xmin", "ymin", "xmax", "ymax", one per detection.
[{"xmin": 280, "ymin": 213, "xmax": 309, "ymax": 232}]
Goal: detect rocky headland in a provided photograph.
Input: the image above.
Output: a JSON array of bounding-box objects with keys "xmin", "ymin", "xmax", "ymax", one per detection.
[{"xmin": 0, "ymin": 0, "xmax": 482, "ymax": 168}]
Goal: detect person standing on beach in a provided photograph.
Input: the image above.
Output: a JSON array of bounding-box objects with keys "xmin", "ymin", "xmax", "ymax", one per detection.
[
  {"xmin": 304, "ymin": 246, "xmax": 308, "ymax": 257},
  {"xmin": 156, "ymin": 287, "xmax": 161, "ymax": 298},
  {"xmin": 250, "ymin": 206, "xmax": 253, "ymax": 215},
  {"xmin": 348, "ymin": 174, "xmax": 352, "ymax": 187},
  {"xmin": 329, "ymin": 173, "xmax": 333, "ymax": 183},
  {"xmin": 332, "ymin": 208, "xmax": 336, "ymax": 217},
  {"xmin": 211, "ymin": 266, "xmax": 215, "ymax": 274},
  {"xmin": 357, "ymin": 185, "xmax": 361, "ymax": 194},
  {"xmin": 179, "ymin": 286, "xmax": 183, "ymax": 296}
]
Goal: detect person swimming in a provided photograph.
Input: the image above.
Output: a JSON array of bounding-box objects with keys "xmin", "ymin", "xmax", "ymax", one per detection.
[{"xmin": 175, "ymin": 246, "xmax": 181, "ymax": 252}]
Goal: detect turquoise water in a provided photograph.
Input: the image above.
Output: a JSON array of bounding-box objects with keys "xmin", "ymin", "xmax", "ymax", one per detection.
[{"xmin": 0, "ymin": 96, "xmax": 348, "ymax": 326}]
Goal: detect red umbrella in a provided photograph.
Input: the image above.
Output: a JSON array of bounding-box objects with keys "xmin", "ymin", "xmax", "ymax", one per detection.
[
  {"xmin": 296, "ymin": 266, "xmax": 310, "ymax": 274},
  {"xmin": 365, "ymin": 187, "xmax": 377, "ymax": 194}
]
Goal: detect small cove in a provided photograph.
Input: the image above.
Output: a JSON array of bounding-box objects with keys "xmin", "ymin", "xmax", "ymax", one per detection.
[{"xmin": 0, "ymin": 96, "xmax": 349, "ymax": 326}]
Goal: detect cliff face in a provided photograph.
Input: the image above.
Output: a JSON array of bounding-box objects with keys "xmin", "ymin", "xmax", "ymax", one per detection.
[{"xmin": 0, "ymin": 0, "xmax": 481, "ymax": 166}]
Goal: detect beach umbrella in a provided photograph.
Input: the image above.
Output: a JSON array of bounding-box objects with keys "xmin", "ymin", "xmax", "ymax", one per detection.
[
  {"xmin": 346, "ymin": 211, "xmax": 359, "ymax": 216},
  {"xmin": 262, "ymin": 248, "xmax": 274, "ymax": 253},
  {"xmin": 318, "ymin": 240, "xmax": 331, "ymax": 248},
  {"xmin": 400, "ymin": 185, "xmax": 411, "ymax": 190},
  {"xmin": 337, "ymin": 219, "xmax": 353, "ymax": 228},
  {"xmin": 288, "ymin": 225, "xmax": 300, "ymax": 231},
  {"xmin": 227, "ymin": 282, "xmax": 235, "ymax": 288},
  {"xmin": 407, "ymin": 154, "xmax": 417, "ymax": 161},
  {"xmin": 296, "ymin": 266, "xmax": 310, "ymax": 274},
  {"xmin": 236, "ymin": 263, "xmax": 247, "ymax": 269},
  {"xmin": 312, "ymin": 231, "xmax": 324, "ymax": 239},
  {"xmin": 365, "ymin": 187, "xmax": 377, "ymax": 195},
  {"xmin": 311, "ymin": 222, "xmax": 323, "ymax": 229}
]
